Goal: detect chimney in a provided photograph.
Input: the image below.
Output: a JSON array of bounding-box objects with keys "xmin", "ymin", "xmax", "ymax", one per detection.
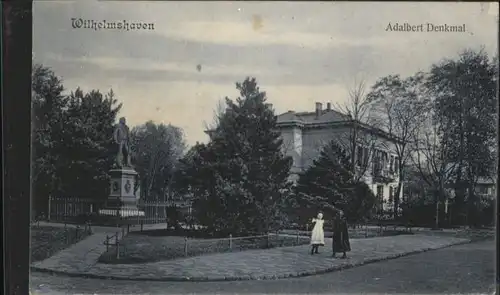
[
  {"xmin": 315, "ymin": 102, "xmax": 322, "ymax": 118},
  {"xmin": 326, "ymin": 102, "xmax": 331, "ymax": 111}
]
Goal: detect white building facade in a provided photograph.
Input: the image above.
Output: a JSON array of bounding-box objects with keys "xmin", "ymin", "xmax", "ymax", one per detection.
[{"xmin": 277, "ymin": 102, "xmax": 403, "ymax": 213}]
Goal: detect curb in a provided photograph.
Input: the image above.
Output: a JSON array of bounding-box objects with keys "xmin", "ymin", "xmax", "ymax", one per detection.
[{"xmin": 31, "ymin": 238, "xmax": 486, "ymax": 282}]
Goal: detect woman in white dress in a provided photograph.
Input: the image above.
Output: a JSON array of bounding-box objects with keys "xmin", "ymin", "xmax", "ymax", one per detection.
[{"xmin": 310, "ymin": 212, "xmax": 325, "ymax": 255}]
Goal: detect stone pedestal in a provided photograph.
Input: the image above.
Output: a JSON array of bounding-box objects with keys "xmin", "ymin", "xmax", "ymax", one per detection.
[{"xmin": 99, "ymin": 168, "xmax": 145, "ymax": 218}]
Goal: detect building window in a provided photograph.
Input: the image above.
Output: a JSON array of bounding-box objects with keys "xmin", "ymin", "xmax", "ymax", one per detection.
[
  {"xmin": 376, "ymin": 185, "xmax": 384, "ymax": 212},
  {"xmin": 373, "ymin": 151, "xmax": 382, "ymax": 176},
  {"xmin": 394, "ymin": 157, "xmax": 399, "ymax": 174},
  {"xmin": 363, "ymin": 147, "xmax": 369, "ymax": 166},
  {"xmin": 390, "ymin": 156, "xmax": 395, "ymax": 173},
  {"xmin": 356, "ymin": 146, "xmax": 363, "ymax": 167},
  {"xmin": 389, "ymin": 186, "xmax": 394, "ymax": 203},
  {"xmin": 477, "ymin": 186, "xmax": 488, "ymax": 194}
]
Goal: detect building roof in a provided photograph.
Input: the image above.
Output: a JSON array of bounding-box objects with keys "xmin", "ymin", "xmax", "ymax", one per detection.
[
  {"xmin": 205, "ymin": 104, "xmax": 402, "ymax": 144},
  {"xmin": 277, "ymin": 109, "xmax": 402, "ymax": 144},
  {"xmin": 277, "ymin": 110, "xmax": 351, "ymax": 124}
]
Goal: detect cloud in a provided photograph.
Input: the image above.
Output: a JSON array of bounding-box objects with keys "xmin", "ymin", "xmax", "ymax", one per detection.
[
  {"xmin": 47, "ymin": 55, "xmax": 292, "ymax": 78},
  {"xmin": 40, "ymin": 42, "xmax": 379, "ymax": 86},
  {"xmin": 156, "ymin": 20, "xmax": 391, "ymax": 50},
  {"xmin": 33, "ymin": 0, "xmax": 499, "ymax": 145}
]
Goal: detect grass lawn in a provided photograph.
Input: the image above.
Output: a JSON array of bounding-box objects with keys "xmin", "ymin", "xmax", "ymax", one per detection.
[
  {"xmin": 98, "ymin": 233, "xmax": 310, "ymax": 264},
  {"xmin": 31, "ymin": 225, "xmax": 92, "ymax": 263}
]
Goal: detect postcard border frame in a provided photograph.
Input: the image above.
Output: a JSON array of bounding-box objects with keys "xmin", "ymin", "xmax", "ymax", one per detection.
[{"xmin": 2, "ymin": 1, "xmax": 32, "ymax": 295}]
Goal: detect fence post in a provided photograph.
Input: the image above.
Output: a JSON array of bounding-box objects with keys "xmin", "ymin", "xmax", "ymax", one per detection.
[
  {"xmin": 122, "ymin": 226, "xmax": 125, "ymax": 238},
  {"xmin": 105, "ymin": 235, "xmax": 109, "ymax": 252},
  {"xmin": 184, "ymin": 236, "xmax": 188, "ymax": 257},
  {"xmin": 229, "ymin": 234, "xmax": 233, "ymax": 250},
  {"xmin": 296, "ymin": 230, "xmax": 299, "ymax": 245},
  {"xmin": 64, "ymin": 198, "xmax": 68, "ymax": 219},
  {"xmin": 140, "ymin": 220, "xmax": 144, "ymax": 232},
  {"xmin": 127, "ymin": 224, "xmax": 130, "ymax": 234},
  {"xmin": 47, "ymin": 195, "xmax": 52, "ymax": 221},
  {"xmin": 115, "ymin": 232, "xmax": 120, "ymax": 259},
  {"xmin": 75, "ymin": 225, "xmax": 80, "ymax": 241},
  {"xmin": 365, "ymin": 224, "xmax": 368, "ymax": 238},
  {"xmin": 306, "ymin": 224, "xmax": 309, "ymax": 232}
]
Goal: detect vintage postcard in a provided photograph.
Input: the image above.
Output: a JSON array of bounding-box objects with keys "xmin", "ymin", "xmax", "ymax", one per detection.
[{"xmin": 31, "ymin": 1, "xmax": 498, "ymax": 294}]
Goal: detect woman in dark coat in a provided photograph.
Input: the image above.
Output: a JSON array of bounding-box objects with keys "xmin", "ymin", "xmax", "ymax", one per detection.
[{"xmin": 332, "ymin": 210, "xmax": 351, "ymax": 259}]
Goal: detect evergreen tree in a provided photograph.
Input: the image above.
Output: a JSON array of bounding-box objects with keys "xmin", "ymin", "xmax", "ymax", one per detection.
[
  {"xmin": 175, "ymin": 142, "xmax": 235, "ymax": 234},
  {"xmin": 177, "ymin": 77, "xmax": 293, "ymax": 235},
  {"xmin": 295, "ymin": 140, "xmax": 376, "ymax": 224}
]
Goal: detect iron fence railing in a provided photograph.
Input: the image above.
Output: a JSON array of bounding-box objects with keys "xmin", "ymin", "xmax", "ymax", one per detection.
[
  {"xmin": 47, "ymin": 196, "xmax": 190, "ymax": 225},
  {"xmin": 103, "ymin": 228, "xmax": 127, "ymax": 259},
  {"xmin": 102, "ymin": 231, "xmax": 310, "ymax": 261}
]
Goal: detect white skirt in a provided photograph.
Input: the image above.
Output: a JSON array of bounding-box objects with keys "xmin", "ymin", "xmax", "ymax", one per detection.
[{"xmin": 310, "ymin": 219, "xmax": 325, "ymax": 245}]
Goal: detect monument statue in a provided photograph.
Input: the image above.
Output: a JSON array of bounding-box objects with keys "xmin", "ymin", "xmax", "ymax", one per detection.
[{"xmin": 113, "ymin": 117, "xmax": 133, "ymax": 168}]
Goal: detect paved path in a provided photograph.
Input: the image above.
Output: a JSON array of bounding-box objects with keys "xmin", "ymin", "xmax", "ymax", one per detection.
[
  {"xmin": 31, "ymin": 222, "xmax": 132, "ymax": 273},
  {"xmin": 32, "ymin": 233, "xmax": 113, "ymax": 273},
  {"xmin": 32, "ymin": 233, "xmax": 469, "ymax": 281},
  {"xmin": 31, "ymin": 240, "xmax": 495, "ymax": 294}
]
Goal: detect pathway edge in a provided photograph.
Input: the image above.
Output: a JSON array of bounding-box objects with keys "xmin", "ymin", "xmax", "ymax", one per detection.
[{"xmin": 30, "ymin": 238, "xmax": 479, "ymax": 282}]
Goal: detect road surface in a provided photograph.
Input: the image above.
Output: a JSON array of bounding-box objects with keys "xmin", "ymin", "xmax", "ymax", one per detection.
[{"xmin": 31, "ymin": 240, "xmax": 495, "ymax": 294}]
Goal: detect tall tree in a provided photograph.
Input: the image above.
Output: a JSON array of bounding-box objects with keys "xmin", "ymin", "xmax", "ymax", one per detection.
[
  {"xmin": 367, "ymin": 73, "xmax": 429, "ymax": 218},
  {"xmin": 295, "ymin": 140, "xmax": 376, "ymax": 225},
  {"xmin": 131, "ymin": 121, "xmax": 186, "ymax": 201},
  {"xmin": 57, "ymin": 88, "xmax": 122, "ymax": 198},
  {"xmin": 177, "ymin": 77, "xmax": 293, "ymax": 235},
  {"xmin": 31, "ymin": 64, "xmax": 67, "ymax": 215},
  {"xmin": 426, "ymin": 48, "xmax": 497, "ymax": 226},
  {"xmin": 411, "ymin": 108, "xmax": 457, "ymax": 228},
  {"xmin": 32, "ymin": 65, "xmax": 125, "ymax": 213}
]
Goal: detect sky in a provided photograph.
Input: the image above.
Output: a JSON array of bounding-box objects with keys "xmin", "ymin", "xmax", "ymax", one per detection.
[{"xmin": 33, "ymin": 1, "xmax": 498, "ymax": 146}]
